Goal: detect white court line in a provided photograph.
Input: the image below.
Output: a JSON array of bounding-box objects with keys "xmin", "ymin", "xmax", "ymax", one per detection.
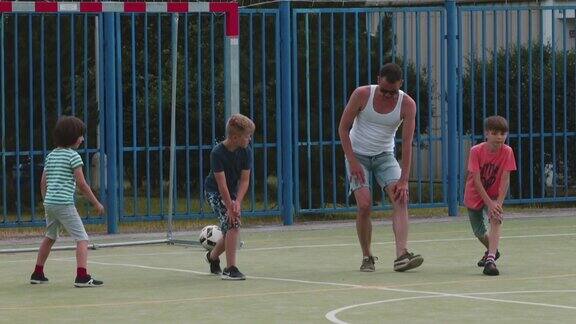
[
  {"xmin": 247, "ymin": 232, "xmax": 576, "ymax": 252},
  {"xmin": 3, "ymin": 251, "xmax": 199, "ymax": 264},
  {"xmin": 326, "ymin": 295, "xmax": 445, "ymax": 324},
  {"xmin": 325, "ymin": 290, "xmax": 576, "ymax": 324},
  {"xmin": 88, "ymin": 260, "xmax": 211, "ymax": 276},
  {"xmin": 4, "ymin": 232, "xmax": 576, "ymax": 264},
  {"xmin": 471, "ymin": 290, "xmax": 576, "ymax": 296},
  {"xmin": 82, "ymin": 259, "xmax": 576, "ymax": 319}
]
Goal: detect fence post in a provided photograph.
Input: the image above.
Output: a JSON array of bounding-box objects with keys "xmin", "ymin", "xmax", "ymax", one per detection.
[
  {"xmin": 280, "ymin": 1, "xmax": 294, "ymax": 225},
  {"xmin": 103, "ymin": 13, "xmax": 119, "ymax": 233},
  {"xmin": 445, "ymin": 0, "xmax": 459, "ymax": 216}
]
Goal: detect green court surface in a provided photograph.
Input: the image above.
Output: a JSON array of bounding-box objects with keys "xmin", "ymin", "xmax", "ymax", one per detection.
[{"xmin": 1, "ymin": 216, "xmax": 576, "ymax": 323}]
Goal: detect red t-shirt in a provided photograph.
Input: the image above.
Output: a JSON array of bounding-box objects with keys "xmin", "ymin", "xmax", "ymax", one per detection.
[{"xmin": 464, "ymin": 142, "xmax": 517, "ymax": 210}]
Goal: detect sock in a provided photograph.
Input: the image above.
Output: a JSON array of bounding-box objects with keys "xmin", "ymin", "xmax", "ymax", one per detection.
[
  {"xmin": 34, "ymin": 265, "xmax": 44, "ymax": 275},
  {"xmin": 486, "ymin": 253, "xmax": 496, "ymax": 263},
  {"xmin": 77, "ymin": 267, "xmax": 88, "ymax": 278}
]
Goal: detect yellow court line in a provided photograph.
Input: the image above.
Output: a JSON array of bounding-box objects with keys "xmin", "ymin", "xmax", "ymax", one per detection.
[{"xmin": 0, "ymin": 287, "xmax": 359, "ymax": 311}]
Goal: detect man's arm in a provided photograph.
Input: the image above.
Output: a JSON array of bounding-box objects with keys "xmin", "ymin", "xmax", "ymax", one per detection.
[
  {"xmin": 399, "ymin": 97, "xmax": 416, "ymax": 183},
  {"xmin": 338, "ymin": 87, "xmax": 367, "ymax": 183},
  {"xmin": 394, "ymin": 96, "xmax": 416, "ymax": 202}
]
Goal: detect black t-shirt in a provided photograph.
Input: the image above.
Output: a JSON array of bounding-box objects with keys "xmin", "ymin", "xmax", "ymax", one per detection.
[{"xmin": 204, "ymin": 142, "xmax": 253, "ymax": 199}]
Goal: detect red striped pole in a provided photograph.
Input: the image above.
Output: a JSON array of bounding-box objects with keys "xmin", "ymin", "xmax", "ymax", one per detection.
[{"xmin": 0, "ymin": 2, "xmax": 238, "ymax": 36}]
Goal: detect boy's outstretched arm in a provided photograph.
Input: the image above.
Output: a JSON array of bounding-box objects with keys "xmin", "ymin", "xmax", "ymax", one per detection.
[
  {"xmin": 40, "ymin": 170, "xmax": 47, "ymax": 200},
  {"xmin": 234, "ymin": 169, "xmax": 251, "ymax": 213},
  {"xmin": 214, "ymin": 171, "xmax": 237, "ymax": 218},
  {"xmin": 472, "ymin": 172, "xmax": 503, "ymax": 216},
  {"xmin": 496, "ymin": 171, "xmax": 511, "ymax": 207}
]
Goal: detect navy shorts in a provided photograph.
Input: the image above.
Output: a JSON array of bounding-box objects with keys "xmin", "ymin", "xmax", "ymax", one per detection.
[{"xmin": 204, "ymin": 191, "xmax": 240, "ymax": 234}]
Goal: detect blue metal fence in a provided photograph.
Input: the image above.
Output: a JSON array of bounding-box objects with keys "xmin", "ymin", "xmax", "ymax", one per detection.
[
  {"xmin": 0, "ymin": 9, "xmax": 282, "ymax": 229},
  {"xmin": 1, "ymin": 13, "xmax": 105, "ymax": 227},
  {"xmin": 1, "ymin": 4, "xmax": 575, "ymax": 230},
  {"xmin": 458, "ymin": 5, "xmax": 576, "ymax": 205},
  {"xmin": 291, "ymin": 7, "xmax": 448, "ymax": 217},
  {"xmin": 116, "ymin": 10, "xmax": 282, "ymax": 223}
]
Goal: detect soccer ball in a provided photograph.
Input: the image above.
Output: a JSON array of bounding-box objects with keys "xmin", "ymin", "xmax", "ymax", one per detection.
[{"xmin": 199, "ymin": 225, "xmax": 223, "ymax": 251}]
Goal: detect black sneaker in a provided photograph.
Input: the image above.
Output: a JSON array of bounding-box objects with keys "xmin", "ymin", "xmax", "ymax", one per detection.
[
  {"xmin": 30, "ymin": 272, "xmax": 49, "ymax": 284},
  {"xmin": 221, "ymin": 266, "xmax": 246, "ymax": 280},
  {"xmin": 477, "ymin": 250, "xmax": 501, "ymax": 267},
  {"xmin": 206, "ymin": 251, "xmax": 222, "ymax": 275},
  {"xmin": 483, "ymin": 260, "xmax": 500, "ymax": 276},
  {"xmin": 74, "ymin": 275, "xmax": 104, "ymax": 288},
  {"xmin": 360, "ymin": 256, "xmax": 378, "ymax": 272},
  {"xmin": 393, "ymin": 252, "xmax": 424, "ymax": 272}
]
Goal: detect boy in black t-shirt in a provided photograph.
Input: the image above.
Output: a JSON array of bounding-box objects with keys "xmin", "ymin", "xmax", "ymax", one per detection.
[{"xmin": 204, "ymin": 114, "xmax": 255, "ymax": 280}]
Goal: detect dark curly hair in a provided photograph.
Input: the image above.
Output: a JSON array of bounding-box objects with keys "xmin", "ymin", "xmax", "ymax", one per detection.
[{"xmin": 53, "ymin": 116, "xmax": 86, "ymax": 147}]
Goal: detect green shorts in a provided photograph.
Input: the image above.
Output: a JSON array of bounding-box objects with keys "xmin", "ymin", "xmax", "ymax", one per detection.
[{"xmin": 467, "ymin": 207, "xmax": 489, "ymax": 238}]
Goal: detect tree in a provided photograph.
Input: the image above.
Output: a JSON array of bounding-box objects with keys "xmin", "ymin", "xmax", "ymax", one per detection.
[{"xmin": 461, "ymin": 43, "xmax": 576, "ymax": 199}]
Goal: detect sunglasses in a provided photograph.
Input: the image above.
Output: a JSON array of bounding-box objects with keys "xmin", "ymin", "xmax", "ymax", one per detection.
[{"xmin": 380, "ymin": 88, "xmax": 398, "ymax": 96}]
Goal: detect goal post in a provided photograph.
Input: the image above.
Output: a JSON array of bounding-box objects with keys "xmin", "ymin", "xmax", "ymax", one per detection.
[
  {"xmin": 167, "ymin": 1, "xmax": 240, "ymax": 245},
  {"xmin": 0, "ymin": 2, "xmax": 240, "ymax": 252}
]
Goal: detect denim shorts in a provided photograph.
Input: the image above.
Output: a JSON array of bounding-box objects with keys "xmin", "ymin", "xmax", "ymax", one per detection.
[
  {"xmin": 204, "ymin": 191, "xmax": 240, "ymax": 235},
  {"xmin": 44, "ymin": 204, "xmax": 89, "ymax": 241},
  {"xmin": 345, "ymin": 151, "xmax": 401, "ymax": 195}
]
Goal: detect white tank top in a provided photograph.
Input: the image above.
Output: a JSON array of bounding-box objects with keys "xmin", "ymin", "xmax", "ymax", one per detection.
[{"xmin": 349, "ymin": 85, "xmax": 404, "ymax": 155}]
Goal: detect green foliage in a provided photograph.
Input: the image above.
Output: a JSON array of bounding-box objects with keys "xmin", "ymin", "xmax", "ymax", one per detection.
[
  {"xmin": 292, "ymin": 12, "xmax": 434, "ymax": 208},
  {"xmin": 461, "ymin": 43, "xmax": 576, "ymax": 198}
]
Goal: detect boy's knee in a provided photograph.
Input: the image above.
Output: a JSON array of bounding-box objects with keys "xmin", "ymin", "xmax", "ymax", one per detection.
[
  {"xmin": 45, "ymin": 236, "xmax": 57, "ymax": 242},
  {"xmin": 76, "ymin": 240, "xmax": 89, "ymax": 247}
]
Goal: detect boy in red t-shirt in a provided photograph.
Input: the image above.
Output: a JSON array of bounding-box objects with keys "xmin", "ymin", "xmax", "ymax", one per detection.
[{"xmin": 464, "ymin": 116, "xmax": 517, "ymax": 276}]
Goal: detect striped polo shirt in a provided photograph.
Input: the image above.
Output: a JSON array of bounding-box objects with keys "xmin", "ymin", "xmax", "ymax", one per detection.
[{"xmin": 43, "ymin": 148, "xmax": 84, "ymax": 205}]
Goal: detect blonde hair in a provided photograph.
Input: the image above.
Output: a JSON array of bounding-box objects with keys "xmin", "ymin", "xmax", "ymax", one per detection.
[{"xmin": 226, "ymin": 114, "xmax": 255, "ymax": 137}]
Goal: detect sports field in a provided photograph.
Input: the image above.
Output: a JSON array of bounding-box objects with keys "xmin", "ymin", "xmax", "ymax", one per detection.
[{"xmin": 1, "ymin": 215, "xmax": 576, "ymax": 323}]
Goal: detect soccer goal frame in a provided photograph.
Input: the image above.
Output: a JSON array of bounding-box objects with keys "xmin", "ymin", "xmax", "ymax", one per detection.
[{"xmin": 0, "ymin": 1, "xmax": 240, "ymax": 253}]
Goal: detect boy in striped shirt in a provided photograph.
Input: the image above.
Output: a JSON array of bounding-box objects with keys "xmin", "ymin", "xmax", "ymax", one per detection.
[{"xmin": 30, "ymin": 116, "xmax": 105, "ymax": 287}]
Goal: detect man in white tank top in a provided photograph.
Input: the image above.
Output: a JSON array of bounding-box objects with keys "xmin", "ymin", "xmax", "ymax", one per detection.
[{"xmin": 338, "ymin": 63, "xmax": 423, "ymax": 273}]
